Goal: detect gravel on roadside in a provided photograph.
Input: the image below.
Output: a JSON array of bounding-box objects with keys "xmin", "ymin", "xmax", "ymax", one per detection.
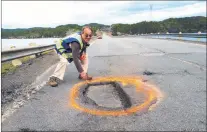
[{"xmin": 1, "ymin": 50, "xmax": 59, "ymax": 116}]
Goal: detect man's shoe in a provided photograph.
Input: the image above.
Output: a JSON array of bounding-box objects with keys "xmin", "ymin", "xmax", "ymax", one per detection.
[{"xmin": 48, "ymin": 76, "xmax": 58, "ymax": 87}]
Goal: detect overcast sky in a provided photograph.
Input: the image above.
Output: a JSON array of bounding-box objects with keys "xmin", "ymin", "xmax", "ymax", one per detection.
[{"xmin": 2, "ymin": 1, "xmax": 206, "ymax": 29}]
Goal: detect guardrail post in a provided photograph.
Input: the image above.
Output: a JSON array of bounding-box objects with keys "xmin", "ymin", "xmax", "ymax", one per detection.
[
  {"xmin": 35, "ymin": 53, "xmax": 42, "ymax": 58},
  {"xmin": 178, "ymin": 32, "xmax": 182, "ymax": 40},
  {"xmin": 197, "ymin": 31, "xmax": 201, "ymax": 42}
]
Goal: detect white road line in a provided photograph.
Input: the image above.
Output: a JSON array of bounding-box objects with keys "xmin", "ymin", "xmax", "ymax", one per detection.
[{"xmin": 167, "ymin": 56, "xmax": 206, "ymax": 71}]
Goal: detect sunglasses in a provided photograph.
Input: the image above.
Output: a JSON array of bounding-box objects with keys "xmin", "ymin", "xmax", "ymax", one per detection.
[{"xmin": 84, "ymin": 34, "xmax": 92, "ymax": 38}]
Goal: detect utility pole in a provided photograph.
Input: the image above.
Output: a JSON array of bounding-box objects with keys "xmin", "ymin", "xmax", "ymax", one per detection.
[{"xmin": 149, "ymin": 4, "xmax": 153, "ymax": 21}]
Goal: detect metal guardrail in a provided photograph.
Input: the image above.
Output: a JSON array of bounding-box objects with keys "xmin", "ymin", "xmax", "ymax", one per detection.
[
  {"xmin": 114, "ymin": 33, "xmax": 207, "ymax": 38},
  {"xmin": 133, "ymin": 33, "xmax": 206, "ymax": 43},
  {"xmin": 140, "ymin": 33, "xmax": 207, "ymax": 38},
  {"xmin": 1, "ymin": 36, "xmax": 98, "ymax": 62},
  {"xmin": 1, "ymin": 44, "xmax": 55, "ymax": 62}
]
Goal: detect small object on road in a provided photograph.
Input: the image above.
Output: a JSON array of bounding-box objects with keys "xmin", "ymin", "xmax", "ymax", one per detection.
[
  {"xmin": 31, "ymin": 91, "xmax": 36, "ymax": 94},
  {"xmin": 97, "ymin": 36, "xmax": 102, "ymax": 39},
  {"xmin": 143, "ymin": 70, "xmax": 156, "ymax": 76},
  {"xmin": 6, "ymin": 90, "xmax": 13, "ymax": 94}
]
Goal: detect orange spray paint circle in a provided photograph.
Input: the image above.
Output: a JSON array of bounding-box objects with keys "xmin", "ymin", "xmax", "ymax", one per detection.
[{"xmin": 69, "ymin": 76, "xmax": 163, "ymax": 116}]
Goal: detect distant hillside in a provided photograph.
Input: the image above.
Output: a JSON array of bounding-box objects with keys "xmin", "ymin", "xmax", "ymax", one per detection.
[
  {"xmin": 111, "ymin": 16, "xmax": 206, "ymax": 35},
  {"xmin": 2, "ymin": 23, "xmax": 109, "ymax": 39},
  {"xmin": 84, "ymin": 23, "xmax": 110, "ymax": 28},
  {"xmin": 2, "ymin": 16, "xmax": 206, "ymax": 38}
]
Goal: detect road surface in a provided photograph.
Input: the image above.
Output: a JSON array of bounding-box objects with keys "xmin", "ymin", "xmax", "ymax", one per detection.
[{"xmin": 2, "ymin": 34, "xmax": 206, "ymax": 131}]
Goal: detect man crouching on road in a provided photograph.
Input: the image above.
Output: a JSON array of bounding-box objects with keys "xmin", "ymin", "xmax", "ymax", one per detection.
[{"xmin": 48, "ymin": 26, "xmax": 93, "ymax": 87}]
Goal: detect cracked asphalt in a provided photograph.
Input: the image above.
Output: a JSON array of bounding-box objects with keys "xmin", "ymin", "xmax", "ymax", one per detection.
[{"xmin": 1, "ymin": 34, "xmax": 206, "ymax": 131}]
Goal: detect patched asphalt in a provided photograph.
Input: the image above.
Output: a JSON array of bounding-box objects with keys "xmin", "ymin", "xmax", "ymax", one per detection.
[{"xmin": 2, "ymin": 34, "xmax": 206, "ymax": 131}]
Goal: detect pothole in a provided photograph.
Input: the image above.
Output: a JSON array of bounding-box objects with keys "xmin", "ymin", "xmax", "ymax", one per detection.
[
  {"xmin": 69, "ymin": 76, "xmax": 163, "ymax": 116},
  {"xmin": 87, "ymin": 83, "xmax": 123, "ymax": 109},
  {"xmin": 80, "ymin": 82, "xmax": 135, "ymax": 111}
]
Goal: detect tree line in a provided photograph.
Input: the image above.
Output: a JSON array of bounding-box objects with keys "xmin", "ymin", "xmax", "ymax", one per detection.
[
  {"xmin": 2, "ymin": 16, "xmax": 206, "ymax": 38},
  {"xmin": 2, "ymin": 23, "xmax": 109, "ymax": 39},
  {"xmin": 111, "ymin": 16, "xmax": 206, "ymax": 35}
]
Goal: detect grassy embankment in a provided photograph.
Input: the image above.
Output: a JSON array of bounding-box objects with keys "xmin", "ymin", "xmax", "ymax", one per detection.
[{"xmin": 1, "ymin": 50, "xmax": 54, "ymax": 75}]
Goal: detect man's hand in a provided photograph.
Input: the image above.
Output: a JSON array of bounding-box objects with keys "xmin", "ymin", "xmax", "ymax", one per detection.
[
  {"xmin": 80, "ymin": 53, "xmax": 86, "ymax": 61},
  {"xmin": 79, "ymin": 72, "xmax": 92, "ymax": 80}
]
